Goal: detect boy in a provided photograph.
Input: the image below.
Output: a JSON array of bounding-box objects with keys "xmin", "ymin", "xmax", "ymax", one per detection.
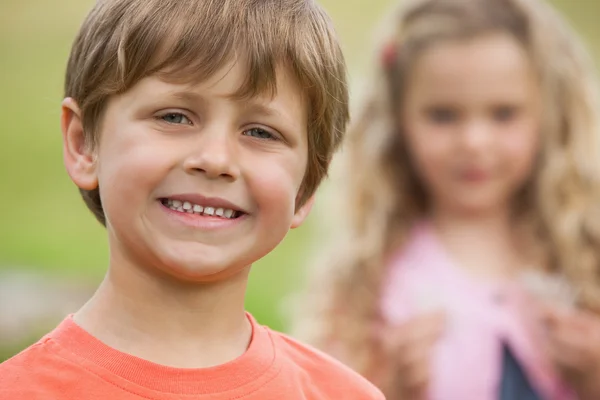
[{"xmin": 0, "ymin": 0, "xmax": 384, "ymax": 398}]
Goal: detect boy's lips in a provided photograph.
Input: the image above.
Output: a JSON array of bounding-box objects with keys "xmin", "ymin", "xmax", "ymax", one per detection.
[
  {"xmin": 159, "ymin": 193, "xmax": 248, "ymax": 220},
  {"xmin": 157, "ymin": 194, "xmax": 250, "ymax": 229},
  {"xmin": 160, "ymin": 194, "xmax": 248, "ymax": 215}
]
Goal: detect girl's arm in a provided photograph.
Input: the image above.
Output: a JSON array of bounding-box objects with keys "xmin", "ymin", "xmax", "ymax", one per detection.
[
  {"xmin": 368, "ymin": 311, "xmax": 445, "ymax": 400},
  {"xmin": 540, "ymin": 306, "xmax": 600, "ymax": 400}
]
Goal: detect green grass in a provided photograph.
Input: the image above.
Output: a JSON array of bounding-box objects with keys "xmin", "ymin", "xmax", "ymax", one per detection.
[{"xmin": 1, "ymin": 0, "xmax": 599, "ymax": 356}]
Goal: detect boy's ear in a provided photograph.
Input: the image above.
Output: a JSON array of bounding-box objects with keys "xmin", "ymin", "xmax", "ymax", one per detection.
[
  {"xmin": 61, "ymin": 98, "xmax": 98, "ymax": 191},
  {"xmin": 291, "ymin": 195, "xmax": 316, "ymax": 229}
]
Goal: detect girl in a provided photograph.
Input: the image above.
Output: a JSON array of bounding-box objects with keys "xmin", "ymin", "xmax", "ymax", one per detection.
[{"xmin": 297, "ymin": 0, "xmax": 600, "ymax": 399}]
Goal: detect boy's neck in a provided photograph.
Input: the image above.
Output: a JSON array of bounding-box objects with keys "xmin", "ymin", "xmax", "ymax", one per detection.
[{"xmin": 73, "ymin": 260, "xmax": 253, "ymax": 368}]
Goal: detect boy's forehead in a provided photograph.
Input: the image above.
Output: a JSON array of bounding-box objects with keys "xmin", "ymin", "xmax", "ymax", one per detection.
[
  {"xmin": 149, "ymin": 60, "xmax": 305, "ymax": 105},
  {"xmin": 122, "ymin": 65, "xmax": 307, "ymax": 128}
]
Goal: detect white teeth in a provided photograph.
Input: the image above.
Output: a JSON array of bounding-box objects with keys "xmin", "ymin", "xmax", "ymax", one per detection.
[{"xmin": 165, "ymin": 199, "xmax": 238, "ymax": 219}]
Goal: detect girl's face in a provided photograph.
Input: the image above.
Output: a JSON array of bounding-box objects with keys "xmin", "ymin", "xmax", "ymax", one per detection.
[{"xmin": 402, "ymin": 33, "xmax": 541, "ymax": 216}]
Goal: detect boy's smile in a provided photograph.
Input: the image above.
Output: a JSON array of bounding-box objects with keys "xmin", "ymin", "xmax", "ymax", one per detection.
[
  {"xmin": 63, "ymin": 61, "xmax": 313, "ymax": 282},
  {"xmin": 159, "ymin": 194, "xmax": 247, "ymax": 229},
  {"xmin": 160, "ymin": 194, "xmax": 245, "ymax": 220}
]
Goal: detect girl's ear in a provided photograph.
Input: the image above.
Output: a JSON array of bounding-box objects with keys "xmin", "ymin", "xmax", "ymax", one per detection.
[
  {"xmin": 61, "ymin": 98, "xmax": 98, "ymax": 190},
  {"xmin": 291, "ymin": 195, "xmax": 316, "ymax": 229}
]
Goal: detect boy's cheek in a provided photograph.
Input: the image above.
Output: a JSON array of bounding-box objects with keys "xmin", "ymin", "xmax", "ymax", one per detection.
[
  {"xmin": 251, "ymin": 166, "xmax": 299, "ymax": 204},
  {"xmin": 97, "ymin": 155, "xmax": 163, "ymax": 214}
]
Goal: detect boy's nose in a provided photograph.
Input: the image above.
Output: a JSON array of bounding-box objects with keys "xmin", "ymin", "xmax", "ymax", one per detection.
[{"xmin": 183, "ymin": 132, "xmax": 240, "ymax": 180}]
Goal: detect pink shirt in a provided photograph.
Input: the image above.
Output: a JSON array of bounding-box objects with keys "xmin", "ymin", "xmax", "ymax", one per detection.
[{"xmin": 380, "ymin": 221, "xmax": 575, "ymax": 400}]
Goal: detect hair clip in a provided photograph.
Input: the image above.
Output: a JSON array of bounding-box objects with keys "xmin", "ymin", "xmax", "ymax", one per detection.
[{"xmin": 381, "ymin": 40, "xmax": 398, "ymax": 69}]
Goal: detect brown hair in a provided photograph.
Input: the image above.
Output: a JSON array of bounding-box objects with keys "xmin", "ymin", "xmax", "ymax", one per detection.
[
  {"xmin": 65, "ymin": 0, "xmax": 349, "ymax": 225},
  {"xmin": 296, "ymin": 0, "xmax": 600, "ymax": 395}
]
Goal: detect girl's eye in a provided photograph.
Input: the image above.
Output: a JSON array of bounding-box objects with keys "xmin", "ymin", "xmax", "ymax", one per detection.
[
  {"xmin": 492, "ymin": 106, "xmax": 519, "ymax": 123},
  {"xmin": 159, "ymin": 113, "xmax": 192, "ymax": 125},
  {"xmin": 243, "ymin": 127, "xmax": 277, "ymax": 140},
  {"xmin": 426, "ymin": 107, "xmax": 459, "ymax": 124}
]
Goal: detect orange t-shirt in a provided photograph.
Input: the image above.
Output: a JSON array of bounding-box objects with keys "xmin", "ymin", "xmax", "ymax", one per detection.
[{"xmin": 0, "ymin": 314, "xmax": 383, "ymax": 399}]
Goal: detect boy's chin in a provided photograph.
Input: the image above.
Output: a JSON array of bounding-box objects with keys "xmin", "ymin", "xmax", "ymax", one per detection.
[
  {"xmin": 151, "ymin": 246, "xmax": 256, "ymax": 284},
  {"xmin": 156, "ymin": 257, "xmax": 251, "ymax": 284},
  {"xmin": 143, "ymin": 234, "xmax": 278, "ymax": 284}
]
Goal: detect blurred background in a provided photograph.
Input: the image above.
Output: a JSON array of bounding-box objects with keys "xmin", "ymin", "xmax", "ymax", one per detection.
[{"xmin": 1, "ymin": 0, "xmax": 599, "ymax": 362}]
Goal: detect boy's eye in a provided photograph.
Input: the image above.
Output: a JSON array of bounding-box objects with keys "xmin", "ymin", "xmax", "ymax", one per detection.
[
  {"xmin": 243, "ymin": 127, "xmax": 277, "ymax": 140},
  {"xmin": 492, "ymin": 106, "xmax": 519, "ymax": 123},
  {"xmin": 159, "ymin": 112, "xmax": 192, "ymax": 125},
  {"xmin": 426, "ymin": 107, "xmax": 459, "ymax": 124}
]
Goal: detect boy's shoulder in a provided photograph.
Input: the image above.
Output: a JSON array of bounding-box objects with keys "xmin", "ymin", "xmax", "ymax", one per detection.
[
  {"xmin": 0, "ymin": 337, "xmax": 65, "ymax": 398},
  {"xmin": 1, "ymin": 318, "xmax": 385, "ymax": 400},
  {"xmin": 265, "ymin": 326, "xmax": 385, "ymax": 399}
]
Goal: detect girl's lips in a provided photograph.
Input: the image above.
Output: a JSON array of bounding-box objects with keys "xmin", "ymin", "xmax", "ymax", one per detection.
[{"xmin": 458, "ymin": 169, "xmax": 490, "ymax": 182}]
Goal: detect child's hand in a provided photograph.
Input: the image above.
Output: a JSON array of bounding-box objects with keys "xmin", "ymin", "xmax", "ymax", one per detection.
[
  {"xmin": 376, "ymin": 311, "xmax": 445, "ymax": 400},
  {"xmin": 539, "ymin": 306, "xmax": 600, "ymax": 400}
]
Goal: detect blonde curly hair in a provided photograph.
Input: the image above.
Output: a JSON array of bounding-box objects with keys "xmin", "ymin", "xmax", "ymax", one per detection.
[{"xmin": 295, "ymin": 0, "xmax": 600, "ymax": 394}]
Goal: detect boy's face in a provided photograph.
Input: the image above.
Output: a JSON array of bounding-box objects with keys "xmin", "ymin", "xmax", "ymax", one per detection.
[{"xmin": 62, "ymin": 62, "xmax": 312, "ymax": 281}]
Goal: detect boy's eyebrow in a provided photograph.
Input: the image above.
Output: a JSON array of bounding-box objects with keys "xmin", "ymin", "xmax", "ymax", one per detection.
[
  {"xmin": 243, "ymin": 101, "xmax": 302, "ymax": 130},
  {"xmin": 167, "ymin": 90, "xmax": 205, "ymax": 104},
  {"xmin": 161, "ymin": 89, "xmax": 299, "ymax": 128},
  {"xmin": 163, "ymin": 91, "xmax": 278, "ymax": 116},
  {"xmin": 243, "ymin": 102, "xmax": 283, "ymax": 119}
]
